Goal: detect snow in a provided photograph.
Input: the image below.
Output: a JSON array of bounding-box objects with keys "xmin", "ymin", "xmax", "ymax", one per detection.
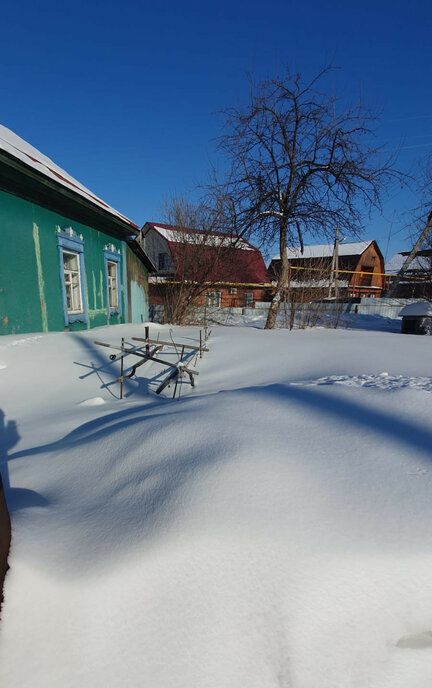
[
  {"xmin": 386, "ymin": 252, "xmax": 432, "ymax": 274},
  {"xmin": 0, "ymin": 125, "xmax": 137, "ymax": 229},
  {"xmin": 79, "ymin": 397, "xmax": 106, "ymax": 407},
  {"xmin": 399, "ymin": 301, "xmax": 432, "ymax": 317},
  {"xmin": 153, "ymin": 224, "xmax": 254, "ymax": 249},
  {"xmin": 0, "ymin": 322, "xmax": 432, "ymax": 688},
  {"xmin": 273, "ymin": 241, "xmax": 372, "ymax": 260}
]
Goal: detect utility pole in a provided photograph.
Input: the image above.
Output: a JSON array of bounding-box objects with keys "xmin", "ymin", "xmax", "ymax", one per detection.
[{"xmin": 328, "ymin": 226, "xmax": 340, "ymax": 299}]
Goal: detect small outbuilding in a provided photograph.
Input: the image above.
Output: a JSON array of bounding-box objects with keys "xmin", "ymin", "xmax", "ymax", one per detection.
[{"xmin": 399, "ymin": 301, "xmax": 432, "ymax": 335}]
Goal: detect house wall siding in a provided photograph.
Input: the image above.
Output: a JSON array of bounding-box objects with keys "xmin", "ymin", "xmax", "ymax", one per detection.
[
  {"xmin": 126, "ymin": 245, "xmax": 149, "ymax": 323},
  {"xmin": 140, "ymin": 229, "xmax": 173, "ymax": 275},
  {"xmin": 0, "ymin": 188, "xmax": 126, "ymax": 335},
  {"xmin": 149, "ymin": 284, "xmax": 269, "ymax": 308},
  {"xmin": 349, "ymin": 244, "xmax": 385, "ymax": 296}
]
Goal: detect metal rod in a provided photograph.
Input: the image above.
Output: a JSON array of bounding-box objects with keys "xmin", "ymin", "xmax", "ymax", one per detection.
[
  {"xmin": 131, "ymin": 337, "xmax": 208, "ymax": 352},
  {"xmin": 95, "ymin": 341, "xmax": 199, "ymax": 375},
  {"xmin": 145, "ymin": 325, "xmax": 149, "ymax": 356},
  {"xmin": 117, "ymin": 346, "xmax": 163, "ymax": 382},
  {"xmin": 120, "ymin": 337, "xmax": 124, "ymax": 399},
  {"xmin": 156, "ymin": 368, "xmax": 179, "ymax": 395}
]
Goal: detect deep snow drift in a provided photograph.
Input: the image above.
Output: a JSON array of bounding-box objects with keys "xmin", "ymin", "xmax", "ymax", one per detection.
[{"xmin": 0, "ymin": 323, "xmax": 431, "ymax": 688}]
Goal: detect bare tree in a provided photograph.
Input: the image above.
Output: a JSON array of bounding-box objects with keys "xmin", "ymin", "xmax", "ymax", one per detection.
[
  {"xmin": 152, "ymin": 196, "xmax": 254, "ymax": 324},
  {"xmin": 213, "ymin": 67, "xmax": 403, "ymax": 328}
]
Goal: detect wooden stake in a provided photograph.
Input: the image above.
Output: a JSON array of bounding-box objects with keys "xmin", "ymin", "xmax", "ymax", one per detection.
[
  {"xmin": 120, "ymin": 337, "xmax": 124, "ymax": 399},
  {"xmin": 156, "ymin": 368, "xmax": 179, "ymax": 395},
  {"xmin": 145, "ymin": 325, "xmax": 149, "ymax": 356}
]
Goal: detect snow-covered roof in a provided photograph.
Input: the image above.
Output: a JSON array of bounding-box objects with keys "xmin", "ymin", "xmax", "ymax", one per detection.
[
  {"xmin": 149, "ymin": 223, "xmax": 253, "ymax": 250},
  {"xmin": 272, "ymin": 241, "xmax": 373, "ymax": 261},
  {"xmin": 0, "ymin": 124, "xmax": 137, "ymax": 230},
  {"xmin": 399, "ymin": 301, "xmax": 432, "ymax": 317},
  {"xmin": 386, "ymin": 252, "xmax": 432, "ymax": 274},
  {"xmin": 143, "ymin": 222, "xmax": 269, "ymax": 283},
  {"xmin": 288, "ymin": 279, "xmax": 349, "ymax": 288}
]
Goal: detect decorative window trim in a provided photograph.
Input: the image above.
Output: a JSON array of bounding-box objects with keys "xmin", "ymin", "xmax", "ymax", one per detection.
[
  {"xmin": 104, "ymin": 244, "xmax": 122, "ymax": 316},
  {"xmin": 57, "ymin": 227, "xmax": 88, "ymax": 325}
]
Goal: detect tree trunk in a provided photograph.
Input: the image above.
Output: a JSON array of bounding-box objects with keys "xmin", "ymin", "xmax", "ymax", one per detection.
[{"xmin": 265, "ymin": 227, "xmax": 288, "ymax": 329}]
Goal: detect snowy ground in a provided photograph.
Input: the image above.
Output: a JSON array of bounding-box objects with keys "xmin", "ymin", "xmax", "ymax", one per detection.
[{"xmin": 0, "ymin": 321, "xmax": 431, "ymax": 687}]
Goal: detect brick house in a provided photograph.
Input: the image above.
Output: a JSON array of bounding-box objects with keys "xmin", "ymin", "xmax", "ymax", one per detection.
[{"xmin": 139, "ymin": 222, "xmax": 270, "ymax": 313}]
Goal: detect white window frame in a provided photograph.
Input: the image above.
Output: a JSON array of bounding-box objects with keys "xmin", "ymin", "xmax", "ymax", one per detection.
[
  {"xmin": 57, "ymin": 227, "xmax": 88, "ymax": 326},
  {"xmin": 244, "ymin": 292, "xmax": 254, "ymax": 307},
  {"xmin": 104, "ymin": 246, "xmax": 122, "ymax": 317},
  {"xmin": 205, "ymin": 291, "xmax": 221, "ymax": 308},
  {"xmin": 63, "ymin": 250, "xmax": 84, "ymax": 315},
  {"xmin": 107, "ymin": 260, "xmax": 119, "ymax": 309}
]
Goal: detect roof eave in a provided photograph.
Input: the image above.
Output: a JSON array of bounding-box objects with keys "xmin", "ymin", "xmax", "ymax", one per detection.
[
  {"xmin": 0, "ymin": 151, "xmax": 138, "ymax": 240},
  {"xmin": 126, "ymin": 238, "xmax": 156, "ymax": 272}
]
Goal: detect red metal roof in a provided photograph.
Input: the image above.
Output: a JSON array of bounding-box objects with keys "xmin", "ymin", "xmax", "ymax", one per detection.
[{"xmin": 146, "ymin": 222, "xmax": 269, "ymax": 284}]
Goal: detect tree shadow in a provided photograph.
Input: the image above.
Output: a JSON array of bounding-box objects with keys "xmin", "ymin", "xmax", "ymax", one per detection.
[
  {"xmin": 2, "ymin": 400, "xmax": 231, "ymax": 575},
  {"xmin": 235, "ymin": 382, "xmax": 432, "ymax": 461},
  {"xmin": 0, "ymin": 410, "xmax": 49, "ymax": 512}
]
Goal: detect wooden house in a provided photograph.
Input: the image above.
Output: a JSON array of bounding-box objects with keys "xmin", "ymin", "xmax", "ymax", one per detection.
[
  {"xmin": 268, "ymin": 240, "xmax": 386, "ymax": 300},
  {"xmin": 0, "ymin": 125, "xmax": 154, "ymax": 335},
  {"xmin": 139, "ymin": 222, "xmax": 270, "ymax": 311},
  {"xmin": 386, "ymin": 250, "xmax": 432, "ymax": 299}
]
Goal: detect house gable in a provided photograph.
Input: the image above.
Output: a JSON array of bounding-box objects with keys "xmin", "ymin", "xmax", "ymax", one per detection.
[
  {"xmin": 141, "ymin": 222, "xmax": 269, "ymax": 285},
  {"xmin": 268, "ymin": 240, "xmax": 385, "ymax": 298}
]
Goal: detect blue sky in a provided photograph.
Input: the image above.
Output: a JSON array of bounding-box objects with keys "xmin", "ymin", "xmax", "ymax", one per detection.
[{"xmin": 1, "ymin": 0, "xmax": 431, "ymax": 261}]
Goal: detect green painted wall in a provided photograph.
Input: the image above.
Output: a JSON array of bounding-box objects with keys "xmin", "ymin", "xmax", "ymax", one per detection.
[
  {"xmin": 0, "ymin": 188, "xmax": 126, "ymax": 335},
  {"xmin": 126, "ymin": 245, "xmax": 149, "ymax": 323}
]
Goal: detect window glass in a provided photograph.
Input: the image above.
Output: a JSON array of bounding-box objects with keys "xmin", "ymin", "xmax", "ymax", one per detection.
[
  {"xmin": 158, "ymin": 253, "xmax": 168, "ymax": 271},
  {"xmin": 205, "ymin": 292, "xmax": 221, "ymax": 308},
  {"xmin": 63, "ymin": 250, "xmax": 83, "ymax": 314},
  {"xmin": 244, "ymin": 292, "xmax": 254, "ymax": 307},
  {"xmin": 107, "ymin": 260, "xmax": 118, "ymax": 308}
]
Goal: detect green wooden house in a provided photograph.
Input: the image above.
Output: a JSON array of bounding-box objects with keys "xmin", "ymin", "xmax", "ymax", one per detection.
[{"xmin": 0, "ymin": 125, "xmax": 154, "ymax": 336}]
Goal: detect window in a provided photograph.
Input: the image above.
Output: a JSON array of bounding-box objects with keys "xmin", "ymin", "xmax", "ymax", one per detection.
[
  {"xmin": 107, "ymin": 260, "xmax": 119, "ymax": 309},
  {"xmin": 57, "ymin": 227, "xmax": 88, "ymax": 325},
  {"xmin": 104, "ymin": 245, "xmax": 122, "ymax": 316},
  {"xmin": 244, "ymin": 292, "xmax": 254, "ymax": 307},
  {"xmin": 158, "ymin": 252, "xmax": 168, "ymax": 271},
  {"xmin": 205, "ymin": 291, "xmax": 221, "ymax": 308},
  {"xmin": 360, "ymin": 265, "xmax": 373, "ymax": 287},
  {"xmin": 63, "ymin": 251, "xmax": 83, "ymax": 314},
  {"xmin": 229, "ymin": 287, "xmax": 237, "ymax": 295}
]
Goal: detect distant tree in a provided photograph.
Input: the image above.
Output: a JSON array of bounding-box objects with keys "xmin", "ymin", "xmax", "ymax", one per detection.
[
  {"xmin": 213, "ymin": 67, "xmax": 403, "ymax": 328},
  {"xmin": 154, "ymin": 196, "xmax": 249, "ymax": 324}
]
